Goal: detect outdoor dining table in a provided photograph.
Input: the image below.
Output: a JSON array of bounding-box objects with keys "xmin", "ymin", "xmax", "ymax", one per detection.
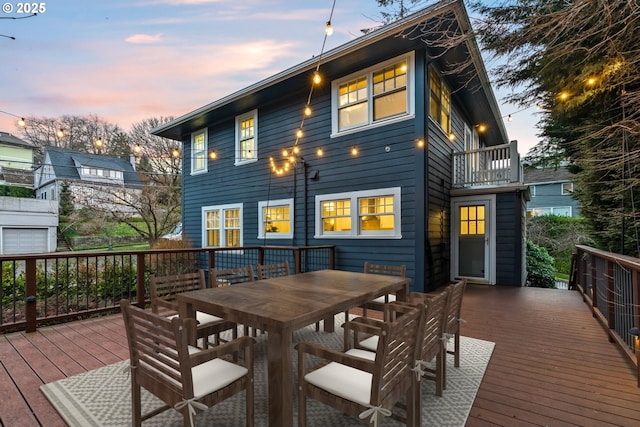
[{"xmin": 177, "ymin": 268, "xmax": 411, "ymax": 427}]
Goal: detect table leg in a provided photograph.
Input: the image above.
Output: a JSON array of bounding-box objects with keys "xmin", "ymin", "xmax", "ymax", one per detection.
[{"xmin": 266, "ymin": 329, "xmax": 293, "ymax": 427}]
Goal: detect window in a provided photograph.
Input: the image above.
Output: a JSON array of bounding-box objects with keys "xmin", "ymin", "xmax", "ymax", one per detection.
[
  {"xmin": 561, "ymin": 182, "xmax": 573, "ymax": 195},
  {"xmin": 258, "ymin": 199, "xmax": 293, "ymax": 239},
  {"xmin": 202, "ymin": 204, "xmax": 243, "ymax": 248},
  {"xmin": 530, "ymin": 185, "xmax": 536, "ymax": 197},
  {"xmin": 429, "ymin": 66, "xmax": 451, "ymax": 133},
  {"xmin": 235, "ymin": 110, "xmax": 257, "ymax": 165},
  {"xmin": 315, "ymin": 187, "xmax": 401, "ymax": 238},
  {"xmin": 459, "ymin": 205, "xmax": 485, "ymax": 235},
  {"xmin": 191, "ymin": 129, "xmax": 208, "ymax": 174},
  {"xmin": 332, "ymin": 54, "xmax": 414, "ymax": 135},
  {"xmin": 527, "ymin": 207, "xmax": 571, "ymax": 217}
]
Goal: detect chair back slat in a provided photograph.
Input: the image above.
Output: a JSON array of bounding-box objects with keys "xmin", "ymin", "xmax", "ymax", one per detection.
[
  {"xmin": 364, "ymin": 262, "xmax": 406, "ymax": 277},
  {"xmin": 371, "ymin": 302, "xmax": 423, "ymax": 407},
  {"xmin": 256, "ymin": 260, "xmax": 290, "ymax": 280},
  {"xmin": 209, "ymin": 265, "xmax": 255, "ymax": 287},
  {"xmin": 445, "ymin": 279, "xmax": 467, "ymax": 333},
  {"xmin": 149, "ymin": 271, "xmax": 206, "ymax": 313},
  {"xmin": 418, "ymin": 289, "xmax": 450, "ymax": 362}
]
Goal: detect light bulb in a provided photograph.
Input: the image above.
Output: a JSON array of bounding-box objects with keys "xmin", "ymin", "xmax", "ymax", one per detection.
[
  {"xmin": 18, "ymin": 117, "xmax": 25, "ymax": 127},
  {"xmin": 304, "ymin": 106, "xmax": 312, "ymax": 116},
  {"xmin": 313, "ymin": 72, "xmax": 321, "ymax": 85},
  {"xmin": 325, "ymin": 21, "xmax": 333, "ymax": 36},
  {"xmin": 317, "ymin": 148, "xmax": 323, "ymax": 156},
  {"xmin": 209, "ymin": 150, "xmax": 217, "ymax": 159},
  {"xmin": 351, "ymin": 147, "xmax": 358, "ymax": 156},
  {"xmin": 296, "ymin": 129, "xmax": 303, "ymax": 138}
]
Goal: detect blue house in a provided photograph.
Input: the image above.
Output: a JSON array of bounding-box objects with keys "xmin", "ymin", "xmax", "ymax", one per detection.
[
  {"xmin": 153, "ymin": 0, "xmax": 529, "ymax": 289},
  {"xmin": 524, "ymin": 166, "xmax": 580, "ymax": 217}
]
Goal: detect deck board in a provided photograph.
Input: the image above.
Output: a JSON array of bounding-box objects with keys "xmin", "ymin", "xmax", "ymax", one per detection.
[{"xmin": 1, "ymin": 284, "xmax": 639, "ymax": 427}]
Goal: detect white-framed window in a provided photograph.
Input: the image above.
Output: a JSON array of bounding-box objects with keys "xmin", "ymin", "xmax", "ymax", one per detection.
[
  {"xmin": 527, "ymin": 207, "xmax": 572, "ymax": 217},
  {"xmin": 331, "ymin": 53, "xmax": 414, "ymax": 136},
  {"xmin": 202, "ymin": 203, "xmax": 243, "ymax": 248},
  {"xmin": 257, "ymin": 198, "xmax": 293, "ymax": 239},
  {"xmin": 429, "ymin": 66, "xmax": 451, "ymax": 133},
  {"xmin": 235, "ymin": 110, "xmax": 257, "ymax": 165},
  {"xmin": 530, "ymin": 185, "xmax": 536, "ymax": 197},
  {"xmin": 315, "ymin": 187, "xmax": 402, "ymax": 239},
  {"xmin": 561, "ymin": 182, "xmax": 573, "ymax": 195},
  {"xmin": 191, "ymin": 129, "xmax": 208, "ymax": 175}
]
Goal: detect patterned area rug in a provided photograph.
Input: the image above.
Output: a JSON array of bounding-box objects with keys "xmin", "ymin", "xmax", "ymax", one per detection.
[{"xmin": 41, "ymin": 315, "xmax": 494, "ymax": 426}]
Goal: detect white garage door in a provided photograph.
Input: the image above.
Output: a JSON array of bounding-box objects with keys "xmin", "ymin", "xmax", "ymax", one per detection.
[{"xmin": 2, "ymin": 228, "xmax": 49, "ymax": 254}]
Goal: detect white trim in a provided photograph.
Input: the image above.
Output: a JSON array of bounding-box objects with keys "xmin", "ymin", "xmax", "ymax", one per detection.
[
  {"xmin": 314, "ymin": 187, "xmax": 402, "ymax": 239},
  {"xmin": 330, "ymin": 52, "xmax": 415, "ymax": 137},
  {"xmin": 190, "ymin": 129, "xmax": 208, "ymax": 175},
  {"xmin": 257, "ymin": 198, "xmax": 294, "ymax": 239},
  {"xmin": 234, "ymin": 109, "xmax": 258, "ymax": 166},
  {"xmin": 201, "ymin": 203, "xmax": 244, "ymax": 248}
]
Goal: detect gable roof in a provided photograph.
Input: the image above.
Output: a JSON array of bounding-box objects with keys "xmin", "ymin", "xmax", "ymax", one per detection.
[
  {"xmin": 0, "ymin": 131, "xmax": 33, "ymax": 149},
  {"xmin": 44, "ymin": 146, "xmax": 142, "ymax": 188},
  {"xmin": 152, "ymin": 0, "xmax": 508, "ymax": 146},
  {"xmin": 524, "ymin": 166, "xmax": 573, "ymax": 184}
]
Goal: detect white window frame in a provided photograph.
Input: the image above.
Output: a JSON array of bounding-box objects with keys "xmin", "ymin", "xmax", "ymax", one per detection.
[
  {"xmin": 191, "ymin": 129, "xmax": 208, "ymax": 175},
  {"xmin": 428, "ymin": 65, "xmax": 451, "ymax": 134},
  {"xmin": 315, "ymin": 187, "xmax": 402, "ymax": 239},
  {"xmin": 201, "ymin": 203, "xmax": 243, "ymax": 248},
  {"xmin": 257, "ymin": 198, "xmax": 294, "ymax": 239},
  {"xmin": 530, "ymin": 185, "xmax": 536, "ymax": 197},
  {"xmin": 235, "ymin": 109, "xmax": 258, "ymax": 165},
  {"xmin": 561, "ymin": 182, "xmax": 573, "ymax": 195},
  {"xmin": 330, "ymin": 53, "xmax": 415, "ymax": 137},
  {"xmin": 527, "ymin": 206, "xmax": 572, "ymax": 217}
]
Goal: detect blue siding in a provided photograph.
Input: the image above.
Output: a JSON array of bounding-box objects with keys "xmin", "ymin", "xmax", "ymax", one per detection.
[{"xmin": 495, "ymin": 191, "xmax": 526, "ymax": 286}]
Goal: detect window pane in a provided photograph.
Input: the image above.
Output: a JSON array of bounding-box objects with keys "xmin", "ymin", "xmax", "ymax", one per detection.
[
  {"xmin": 207, "ymin": 230, "xmax": 220, "ymax": 246},
  {"xmin": 374, "ymin": 89, "xmax": 407, "ymax": 120},
  {"xmin": 359, "ymin": 195, "xmax": 395, "ymax": 232},
  {"xmin": 338, "ymin": 101, "xmax": 368, "ymax": 130},
  {"xmin": 322, "ymin": 199, "xmax": 351, "ymax": 232},
  {"xmin": 263, "ymin": 205, "xmax": 291, "ymax": 233},
  {"xmin": 226, "ymin": 229, "xmax": 240, "ymax": 247}
]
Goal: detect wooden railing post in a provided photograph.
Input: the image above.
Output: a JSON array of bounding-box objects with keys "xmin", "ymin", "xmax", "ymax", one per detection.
[
  {"xmin": 606, "ymin": 259, "xmax": 615, "ymax": 342},
  {"xmin": 136, "ymin": 254, "xmax": 146, "ymax": 308},
  {"xmin": 25, "ymin": 258, "xmax": 37, "ymax": 333},
  {"xmin": 634, "ymin": 268, "xmax": 640, "ymax": 387},
  {"xmin": 294, "ymin": 248, "xmax": 302, "ymax": 274},
  {"xmin": 591, "ymin": 254, "xmax": 598, "ymax": 310}
]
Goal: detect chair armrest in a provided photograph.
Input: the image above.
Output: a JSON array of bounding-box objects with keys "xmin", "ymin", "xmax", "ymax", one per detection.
[
  {"xmin": 153, "ymin": 297, "xmax": 179, "ymax": 313},
  {"xmin": 296, "ymin": 341, "xmax": 375, "ymax": 374},
  {"xmin": 189, "ymin": 336, "xmax": 255, "ymax": 367},
  {"xmin": 343, "ymin": 317, "xmax": 383, "ymax": 351}
]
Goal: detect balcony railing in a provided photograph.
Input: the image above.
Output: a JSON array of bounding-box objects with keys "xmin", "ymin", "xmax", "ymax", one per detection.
[
  {"xmin": 0, "ymin": 245, "xmax": 335, "ymax": 333},
  {"xmin": 574, "ymin": 244, "xmax": 640, "ymax": 385},
  {"xmin": 452, "ymin": 141, "xmax": 522, "ymax": 188}
]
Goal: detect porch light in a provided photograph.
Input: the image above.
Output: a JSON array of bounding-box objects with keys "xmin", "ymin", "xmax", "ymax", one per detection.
[
  {"xmin": 477, "ymin": 124, "xmax": 487, "ymax": 133},
  {"xmin": 448, "ymin": 132, "xmax": 456, "ymax": 141}
]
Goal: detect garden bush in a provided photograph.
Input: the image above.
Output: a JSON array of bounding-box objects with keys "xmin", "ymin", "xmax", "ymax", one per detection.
[{"xmin": 526, "ymin": 240, "xmax": 556, "ymax": 288}]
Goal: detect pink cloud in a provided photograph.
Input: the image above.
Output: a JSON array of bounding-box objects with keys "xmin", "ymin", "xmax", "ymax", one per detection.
[{"xmin": 125, "ymin": 33, "xmax": 164, "ymax": 44}]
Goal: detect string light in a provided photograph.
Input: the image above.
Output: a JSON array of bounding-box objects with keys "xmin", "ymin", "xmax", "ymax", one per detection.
[
  {"xmin": 0, "ymin": 110, "xmax": 26, "ymax": 127},
  {"xmin": 271, "ymin": 0, "xmax": 336, "ymax": 175},
  {"xmin": 351, "ymin": 146, "xmax": 358, "ymax": 156},
  {"xmin": 56, "ymin": 129, "xmax": 65, "ymax": 138},
  {"xmin": 209, "ymin": 150, "xmax": 217, "ymax": 160},
  {"xmin": 416, "ymin": 139, "xmax": 425, "ymax": 148},
  {"xmin": 448, "ymin": 132, "xmax": 456, "ymax": 141}
]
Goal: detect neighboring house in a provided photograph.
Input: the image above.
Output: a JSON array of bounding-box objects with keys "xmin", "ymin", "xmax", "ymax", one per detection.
[
  {"xmin": 33, "ymin": 147, "xmax": 143, "ymax": 214},
  {"xmin": 0, "ymin": 131, "xmax": 34, "ymax": 189},
  {"xmin": 152, "ymin": 0, "xmax": 529, "ymax": 289},
  {"xmin": 524, "ymin": 166, "xmax": 580, "ymax": 217},
  {"xmin": 0, "ymin": 197, "xmax": 58, "ymax": 254}
]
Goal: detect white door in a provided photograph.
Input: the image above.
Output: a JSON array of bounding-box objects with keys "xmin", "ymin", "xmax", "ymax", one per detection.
[
  {"xmin": 2, "ymin": 228, "xmax": 48, "ymax": 254},
  {"xmin": 451, "ymin": 196, "xmax": 495, "ymax": 284}
]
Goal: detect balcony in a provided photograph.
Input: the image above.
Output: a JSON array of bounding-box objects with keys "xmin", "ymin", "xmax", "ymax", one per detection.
[{"xmin": 452, "ymin": 141, "xmax": 523, "ymax": 188}]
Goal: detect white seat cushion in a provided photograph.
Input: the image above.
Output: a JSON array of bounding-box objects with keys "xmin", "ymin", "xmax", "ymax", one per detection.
[
  {"xmin": 358, "ymin": 336, "xmax": 379, "ymax": 352},
  {"xmin": 192, "ymin": 359, "xmax": 248, "ymax": 398},
  {"xmin": 167, "ymin": 311, "xmax": 224, "ymax": 324},
  {"xmin": 372, "ymin": 294, "xmax": 396, "ymax": 304},
  {"xmin": 304, "ymin": 349, "xmax": 374, "ymax": 407}
]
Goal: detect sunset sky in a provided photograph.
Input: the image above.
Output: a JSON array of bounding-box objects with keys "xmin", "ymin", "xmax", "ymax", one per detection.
[{"xmin": 0, "ymin": 0, "xmax": 540, "ymax": 154}]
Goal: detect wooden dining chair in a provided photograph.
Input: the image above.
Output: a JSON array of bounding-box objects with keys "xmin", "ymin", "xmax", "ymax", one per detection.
[
  {"xmin": 297, "ymin": 302, "xmax": 424, "ymax": 427},
  {"xmin": 256, "ymin": 260, "xmax": 290, "ymax": 280},
  {"xmin": 120, "ymin": 300, "xmax": 255, "ymax": 427},
  {"xmin": 149, "ymin": 270, "xmax": 236, "ymax": 348},
  {"xmin": 348, "ymin": 288, "xmax": 451, "ymax": 397},
  {"xmin": 345, "ymin": 262, "xmax": 407, "ymax": 321},
  {"xmin": 441, "ymin": 278, "xmax": 467, "ymax": 389},
  {"xmin": 209, "ymin": 265, "xmax": 258, "ymax": 336}
]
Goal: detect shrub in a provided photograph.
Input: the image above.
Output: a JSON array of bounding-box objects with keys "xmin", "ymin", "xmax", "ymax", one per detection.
[{"xmin": 526, "ymin": 240, "xmax": 556, "ymax": 288}]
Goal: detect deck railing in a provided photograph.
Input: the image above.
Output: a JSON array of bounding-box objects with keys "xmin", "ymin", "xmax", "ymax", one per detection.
[
  {"xmin": 0, "ymin": 245, "xmax": 335, "ymax": 333},
  {"xmin": 452, "ymin": 141, "xmax": 522, "ymax": 188},
  {"xmin": 574, "ymin": 244, "xmax": 640, "ymax": 385}
]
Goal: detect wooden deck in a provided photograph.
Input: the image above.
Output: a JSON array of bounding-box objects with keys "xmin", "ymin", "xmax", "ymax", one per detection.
[{"xmin": 1, "ymin": 285, "xmax": 639, "ymax": 427}]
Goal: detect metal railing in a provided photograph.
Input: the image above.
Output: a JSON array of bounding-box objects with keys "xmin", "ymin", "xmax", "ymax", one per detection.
[
  {"xmin": 0, "ymin": 245, "xmax": 335, "ymax": 333},
  {"xmin": 574, "ymin": 244, "xmax": 640, "ymax": 385},
  {"xmin": 452, "ymin": 141, "xmax": 522, "ymax": 188}
]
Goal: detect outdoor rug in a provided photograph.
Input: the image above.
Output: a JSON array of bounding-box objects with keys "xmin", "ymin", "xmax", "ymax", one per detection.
[{"xmin": 41, "ymin": 314, "xmax": 494, "ymax": 426}]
